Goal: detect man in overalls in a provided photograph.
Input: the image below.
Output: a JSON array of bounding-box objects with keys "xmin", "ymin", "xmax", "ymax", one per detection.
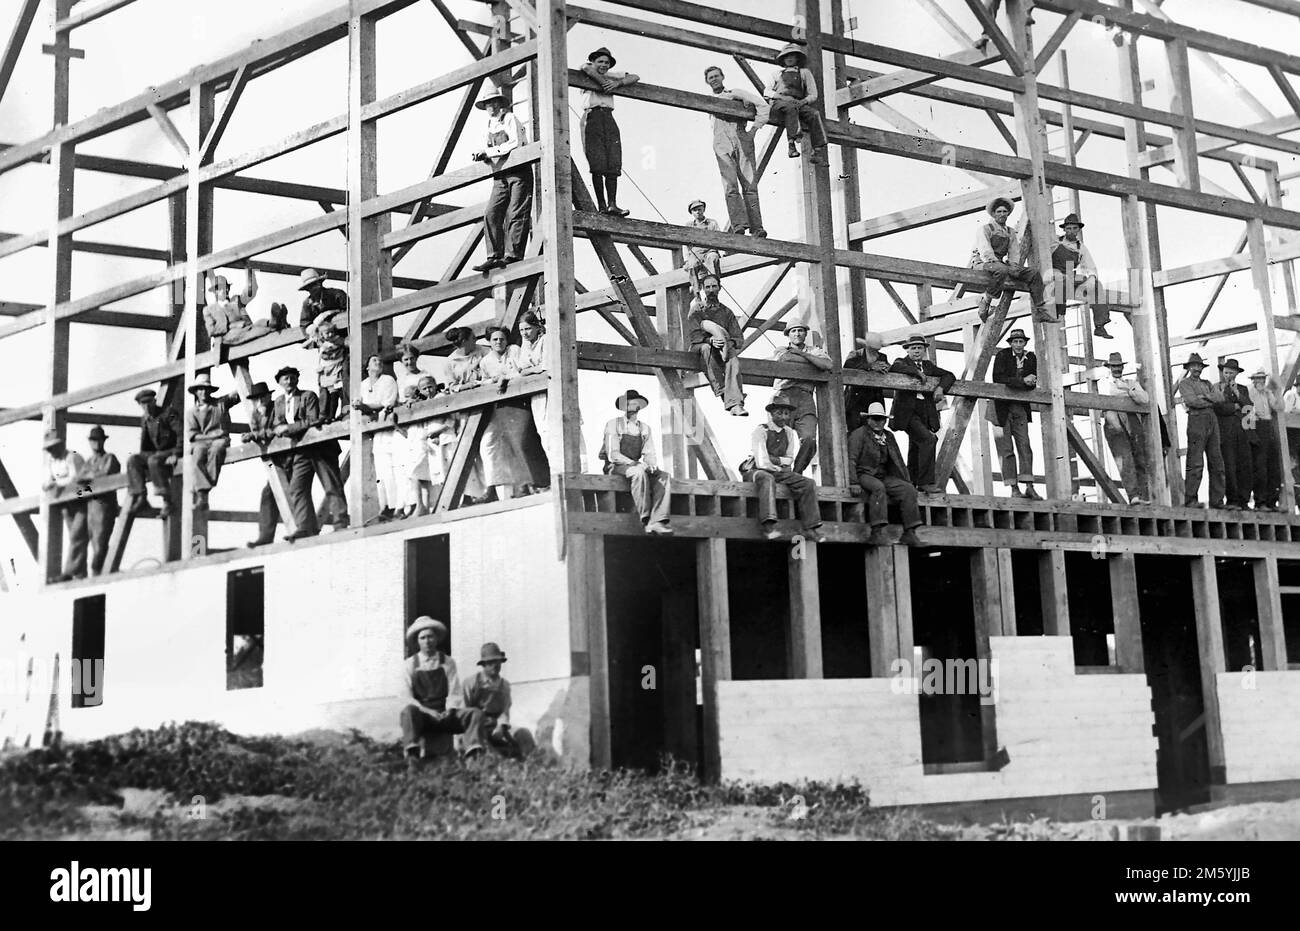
[
  {"xmin": 401, "ymin": 616, "xmax": 467, "ymax": 770},
  {"xmin": 973, "ymin": 196, "xmax": 1049, "ymax": 322},
  {"xmin": 741, "ymin": 393, "xmax": 824, "ymax": 541},
  {"xmin": 460, "ymin": 642, "xmax": 536, "ymax": 760},
  {"xmin": 767, "ymin": 43, "xmax": 827, "ymax": 165},
  {"xmin": 471, "ymin": 86, "xmax": 533, "ymax": 271},
  {"xmin": 601, "ymin": 389, "xmax": 673, "ymax": 535}
]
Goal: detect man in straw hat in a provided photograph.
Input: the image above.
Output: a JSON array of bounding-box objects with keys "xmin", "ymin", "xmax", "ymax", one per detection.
[
  {"xmin": 843, "ymin": 332, "xmax": 891, "ymax": 431},
  {"xmin": 687, "ymin": 274, "xmax": 747, "ymax": 415},
  {"xmin": 767, "ymin": 43, "xmax": 827, "ymax": 165},
  {"xmin": 401, "ymin": 616, "xmax": 468, "ymax": 769},
  {"xmin": 773, "ymin": 308, "xmax": 832, "ymax": 474},
  {"xmin": 888, "ymin": 333, "xmax": 956, "ymax": 493},
  {"xmin": 973, "ymin": 196, "xmax": 1050, "ymax": 323},
  {"xmin": 601, "ymin": 389, "xmax": 673, "ymax": 535},
  {"xmin": 471, "ymin": 84, "xmax": 533, "ymax": 272},
  {"xmin": 460, "ymin": 642, "xmax": 535, "ymax": 760},
  {"xmin": 741, "ymin": 392, "xmax": 824, "ymax": 541},
  {"xmin": 989, "ymin": 328, "xmax": 1041, "ymax": 500},
  {"xmin": 1214, "ymin": 357, "xmax": 1254, "ymax": 509},
  {"xmin": 126, "ymin": 387, "xmax": 182, "ymax": 518},
  {"xmin": 239, "ymin": 381, "xmax": 285, "ymax": 548},
  {"xmin": 579, "ymin": 46, "xmax": 639, "ymax": 217},
  {"xmin": 1245, "ymin": 367, "xmax": 1284, "ymax": 510},
  {"xmin": 702, "ymin": 65, "xmax": 768, "ymax": 237},
  {"xmin": 186, "ymin": 372, "xmax": 231, "ymax": 510},
  {"xmin": 682, "ymin": 199, "xmax": 723, "ymax": 295},
  {"xmin": 1052, "ymin": 213, "xmax": 1111, "ymax": 339},
  {"xmin": 1174, "ymin": 353, "xmax": 1225, "ymax": 507},
  {"xmin": 1096, "ymin": 351, "xmax": 1152, "ymax": 504},
  {"xmin": 40, "ymin": 429, "xmax": 88, "ymax": 582},
  {"xmin": 848, "ymin": 401, "xmax": 923, "ymax": 547},
  {"xmin": 75, "ymin": 424, "xmax": 121, "ymax": 575},
  {"xmin": 297, "ymin": 267, "xmax": 347, "ymax": 330}
]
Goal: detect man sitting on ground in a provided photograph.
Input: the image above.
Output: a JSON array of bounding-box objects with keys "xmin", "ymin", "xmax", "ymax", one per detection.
[
  {"xmin": 400, "ymin": 616, "xmax": 467, "ymax": 770},
  {"xmin": 461, "ymin": 642, "xmax": 535, "ymax": 760},
  {"xmin": 849, "ymin": 402, "xmax": 922, "ymax": 547}
]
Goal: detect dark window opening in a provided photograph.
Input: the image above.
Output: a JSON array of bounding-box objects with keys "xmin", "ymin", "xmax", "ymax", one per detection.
[
  {"xmin": 71, "ymin": 595, "xmax": 105, "ymax": 709},
  {"xmin": 726, "ymin": 540, "xmax": 790, "ymax": 681},
  {"xmin": 226, "ymin": 567, "xmax": 264, "ymax": 691},
  {"xmin": 405, "ymin": 535, "xmax": 451, "ymax": 658},
  {"xmin": 1011, "ymin": 550, "xmax": 1044, "ymax": 636},
  {"xmin": 818, "ymin": 543, "xmax": 871, "ymax": 678},
  {"xmin": 1279, "ymin": 560, "xmax": 1300, "ymax": 666},
  {"xmin": 1215, "ymin": 558, "xmax": 1262, "ymax": 673},
  {"xmin": 1065, "ymin": 551, "xmax": 1114, "ymax": 666}
]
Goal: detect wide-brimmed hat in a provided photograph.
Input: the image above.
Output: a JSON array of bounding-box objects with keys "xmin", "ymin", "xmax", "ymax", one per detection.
[
  {"xmin": 474, "ymin": 86, "xmax": 510, "ymax": 110},
  {"xmin": 133, "ymin": 388, "xmax": 157, "ymax": 404},
  {"xmin": 1219, "ymin": 357, "xmax": 1242, "ymax": 373},
  {"xmin": 588, "ymin": 46, "xmax": 616, "ymax": 66},
  {"xmin": 298, "ymin": 268, "xmax": 326, "ymax": 291},
  {"xmin": 785, "ymin": 311, "xmax": 812, "ymax": 335},
  {"xmin": 1183, "ymin": 353, "xmax": 1206, "ymax": 369},
  {"xmin": 477, "ymin": 642, "xmax": 508, "ymax": 665},
  {"xmin": 775, "ymin": 43, "xmax": 808, "ymax": 66},
  {"xmin": 766, "ymin": 392, "xmax": 796, "ymax": 412},
  {"xmin": 987, "ymin": 195, "xmax": 1015, "ymax": 217},
  {"xmin": 406, "ymin": 616, "xmax": 447, "ymax": 642},
  {"xmin": 615, "ymin": 389, "xmax": 649, "ymax": 412},
  {"xmin": 901, "ymin": 333, "xmax": 928, "ymax": 349},
  {"xmin": 42, "ymin": 429, "xmax": 63, "ymax": 450},
  {"xmin": 1059, "ymin": 212, "xmax": 1085, "ymax": 229},
  {"xmin": 1106, "ymin": 352, "xmax": 1125, "ymax": 367},
  {"xmin": 856, "ymin": 332, "xmax": 884, "ymax": 350},
  {"xmin": 865, "ymin": 402, "xmax": 888, "ymax": 419},
  {"xmin": 206, "ymin": 274, "xmax": 230, "ymax": 293},
  {"xmin": 1250, "ymin": 367, "xmax": 1269, "ymax": 379},
  {"xmin": 687, "ymin": 198, "xmax": 706, "ymax": 212},
  {"xmin": 187, "ymin": 372, "xmax": 220, "ymax": 396},
  {"xmin": 246, "ymin": 381, "xmax": 271, "ymax": 400},
  {"xmin": 275, "ymin": 365, "xmax": 300, "ymax": 382},
  {"xmin": 1006, "ymin": 328, "xmax": 1029, "ymax": 344},
  {"xmin": 88, "ymin": 425, "xmax": 108, "ymax": 441}
]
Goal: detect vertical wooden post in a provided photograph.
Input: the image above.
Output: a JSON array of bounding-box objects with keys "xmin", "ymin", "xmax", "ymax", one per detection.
[
  {"xmin": 1109, "ymin": 553, "xmax": 1145, "ymax": 673},
  {"xmin": 1247, "ymin": 218, "xmax": 1295, "ymax": 511},
  {"xmin": 1253, "ymin": 556, "xmax": 1288, "ymax": 672},
  {"xmin": 964, "ymin": 324, "xmax": 993, "ymax": 495},
  {"xmin": 893, "ymin": 544, "xmax": 915, "ymax": 659},
  {"xmin": 864, "ymin": 545, "xmax": 902, "ymax": 678},
  {"xmin": 1190, "ymin": 554, "xmax": 1227, "ymax": 784},
  {"xmin": 656, "ymin": 285, "xmax": 687, "ymax": 474},
  {"xmin": 346, "ymin": 4, "xmax": 380, "ymax": 527},
  {"xmin": 571, "ymin": 533, "xmax": 610, "ymax": 770},
  {"xmin": 830, "ymin": 0, "xmax": 866, "ymax": 343},
  {"xmin": 697, "ymin": 537, "xmax": 732, "ymax": 783},
  {"xmin": 1164, "ymin": 37, "xmax": 1201, "ymax": 193},
  {"xmin": 996, "ymin": 547, "xmax": 1017, "ymax": 635},
  {"xmin": 787, "ymin": 540, "xmax": 823, "ymax": 679},
  {"xmin": 1006, "ymin": 0, "xmax": 1070, "ymax": 500},
  {"xmin": 797, "ymin": 0, "xmax": 849, "ymax": 487},
  {"xmin": 969, "ymin": 550, "xmax": 1000, "ymax": 760},
  {"xmin": 1039, "ymin": 548, "xmax": 1070, "ymax": 637}
]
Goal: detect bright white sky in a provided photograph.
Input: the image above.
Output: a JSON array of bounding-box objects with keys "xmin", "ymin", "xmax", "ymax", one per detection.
[{"xmin": 1, "ymin": 0, "xmax": 1298, "ymax": 569}]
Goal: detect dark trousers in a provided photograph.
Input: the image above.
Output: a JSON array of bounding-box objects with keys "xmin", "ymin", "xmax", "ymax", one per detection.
[
  {"xmin": 484, "ymin": 166, "xmax": 533, "ymax": 261},
  {"xmin": 696, "ymin": 342, "xmax": 745, "ymax": 410},
  {"xmin": 858, "ymin": 473, "xmax": 921, "ymax": 528},
  {"xmin": 1289, "ymin": 427, "xmax": 1300, "ymax": 490},
  {"xmin": 900, "ymin": 414, "xmax": 939, "ymax": 488},
  {"xmin": 1249, "ymin": 420, "xmax": 1281, "ymax": 507},
  {"xmin": 319, "ymin": 384, "xmax": 348, "ymax": 422},
  {"xmin": 787, "ymin": 387, "xmax": 818, "ymax": 474},
  {"xmin": 744, "ymin": 466, "xmax": 822, "ymax": 531},
  {"xmin": 126, "ymin": 451, "xmax": 172, "ymax": 496},
  {"xmin": 255, "ymin": 481, "xmax": 280, "ymax": 542},
  {"xmin": 609, "ymin": 462, "xmax": 671, "ymax": 525},
  {"xmin": 1185, "ymin": 411, "xmax": 1225, "ymax": 506},
  {"xmin": 981, "ymin": 261, "xmax": 1047, "ymax": 310},
  {"xmin": 1053, "ymin": 272, "xmax": 1111, "ymax": 328},
  {"xmin": 86, "ymin": 499, "xmax": 116, "ymax": 575},
  {"xmin": 1219, "ymin": 416, "xmax": 1254, "ymax": 507},
  {"xmin": 992, "ymin": 405, "xmax": 1034, "ymax": 485},
  {"xmin": 400, "ymin": 703, "xmax": 478, "ymax": 754},
  {"xmin": 768, "ymin": 98, "xmax": 827, "ymax": 148},
  {"xmin": 277, "ymin": 452, "xmax": 345, "ymax": 534},
  {"xmin": 310, "ymin": 451, "xmax": 348, "ymax": 525},
  {"xmin": 59, "ymin": 503, "xmax": 88, "ymax": 579}
]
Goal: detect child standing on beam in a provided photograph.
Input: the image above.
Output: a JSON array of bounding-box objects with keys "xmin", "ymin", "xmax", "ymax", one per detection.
[{"xmin": 579, "ymin": 46, "xmax": 638, "ymax": 217}]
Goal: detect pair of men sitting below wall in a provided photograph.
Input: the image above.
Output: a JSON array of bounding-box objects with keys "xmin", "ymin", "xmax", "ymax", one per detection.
[
  {"xmin": 42, "ymin": 427, "xmax": 121, "ymax": 581},
  {"xmin": 471, "ymin": 86, "xmax": 533, "ymax": 272},
  {"xmin": 400, "ymin": 617, "xmax": 533, "ymax": 768},
  {"xmin": 687, "ymin": 275, "xmax": 748, "ymax": 416}
]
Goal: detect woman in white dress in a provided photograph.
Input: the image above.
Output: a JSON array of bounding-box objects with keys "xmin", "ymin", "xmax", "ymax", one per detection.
[
  {"xmin": 404, "ymin": 375, "xmax": 453, "ymax": 515},
  {"xmin": 351, "ymin": 353, "xmax": 407, "ymax": 521},
  {"xmin": 478, "ymin": 326, "xmax": 532, "ymax": 500}
]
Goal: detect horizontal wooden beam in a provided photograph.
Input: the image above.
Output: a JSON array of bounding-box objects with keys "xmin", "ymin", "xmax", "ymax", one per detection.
[{"xmin": 54, "ymin": 0, "xmax": 140, "ymax": 32}]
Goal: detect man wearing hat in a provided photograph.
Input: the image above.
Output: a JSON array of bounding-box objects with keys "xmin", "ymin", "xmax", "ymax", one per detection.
[
  {"xmin": 741, "ymin": 392, "xmax": 823, "ymax": 541},
  {"xmin": 297, "ymin": 267, "xmax": 347, "ymax": 330},
  {"xmin": 773, "ymin": 309, "xmax": 832, "ymax": 474},
  {"xmin": 972, "ymin": 197, "xmax": 1049, "ymax": 322},
  {"xmin": 682, "ymin": 199, "xmax": 723, "ymax": 295},
  {"xmin": 843, "ymin": 332, "xmax": 891, "ymax": 431},
  {"xmin": 202, "ymin": 267, "xmax": 282, "ymax": 346},
  {"xmin": 75, "ymin": 425, "xmax": 121, "ymax": 575},
  {"xmin": 1245, "ymin": 367, "xmax": 1283, "ymax": 510},
  {"xmin": 239, "ymin": 381, "xmax": 285, "ymax": 547},
  {"xmin": 460, "ymin": 642, "xmax": 534, "ymax": 760},
  {"xmin": 1174, "ymin": 353, "xmax": 1226, "ymax": 507},
  {"xmin": 471, "ymin": 84, "xmax": 533, "ymax": 272},
  {"xmin": 579, "ymin": 47, "xmax": 639, "ymax": 216},
  {"xmin": 888, "ymin": 334, "xmax": 956, "ymax": 493},
  {"xmin": 1214, "ymin": 358, "xmax": 1254, "ymax": 509},
  {"xmin": 40, "ymin": 430, "xmax": 88, "ymax": 582},
  {"xmin": 1096, "ymin": 352, "xmax": 1152, "ymax": 504},
  {"xmin": 1052, "ymin": 213, "xmax": 1110, "ymax": 339},
  {"xmin": 272, "ymin": 366, "xmax": 348, "ymax": 539},
  {"xmin": 186, "ymin": 372, "xmax": 231, "ymax": 510},
  {"xmin": 849, "ymin": 402, "xmax": 922, "ymax": 546},
  {"xmin": 767, "ymin": 43, "xmax": 827, "ymax": 165},
  {"xmin": 126, "ymin": 387, "xmax": 182, "ymax": 518},
  {"xmin": 400, "ymin": 617, "xmax": 467, "ymax": 768},
  {"xmin": 989, "ymin": 328, "xmax": 1041, "ymax": 499},
  {"xmin": 702, "ymin": 65, "xmax": 768, "ymax": 237},
  {"xmin": 601, "ymin": 389, "xmax": 672, "ymax": 535},
  {"xmin": 686, "ymin": 275, "xmax": 747, "ymax": 416}
]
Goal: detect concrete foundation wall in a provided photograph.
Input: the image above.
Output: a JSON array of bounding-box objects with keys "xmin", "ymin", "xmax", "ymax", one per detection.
[{"xmin": 1218, "ymin": 671, "xmax": 1300, "ymax": 784}]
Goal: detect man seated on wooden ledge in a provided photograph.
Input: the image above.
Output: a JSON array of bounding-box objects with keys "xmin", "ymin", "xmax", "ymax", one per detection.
[
  {"xmin": 401, "ymin": 616, "xmax": 468, "ymax": 770},
  {"xmin": 741, "ymin": 392, "xmax": 823, "ymax": 542},
  {"xmin": 687, "ymin": 274, "xmax": 747, "ymax": 416},
  {"xmin": 602, "ymin": 389, "xmax": 673, "ymax": 535},
  {"xmin": 849, "ymin": 402, "xmax": 922, "ymax": 547},
  {"xmin": 888, "ymin": 334, "xmax": 955, "ymax": 495},
  {"xmin": 186, "ymin": 372, "xmax": 230, "ymax": 512},
  {"xmin": 461, "ymin": 642, "xmax": 535, "ymax": 760},
  {"xmin": 126, "ymin": 388, "xmax": 181, "ymax": 519}
]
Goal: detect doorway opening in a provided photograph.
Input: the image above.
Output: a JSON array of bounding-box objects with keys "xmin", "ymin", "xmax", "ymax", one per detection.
[{"xmin": 405, "ymin": 534, "xmax": 451, "ymax": 656}]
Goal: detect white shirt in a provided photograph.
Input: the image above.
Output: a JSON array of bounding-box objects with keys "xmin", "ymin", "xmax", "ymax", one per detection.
[
  {"xmin": 582, "ymin": 70, "xmax": 629, "ymax": 110},
  {"xmin": 45, "ymin": 451, "xmax": 84, "ymax": 491},
  {"xmin": 710, "ymin": 86, "xmax": 769, "ymax": 152},
  {"xmin": 361, "ymin": 373, "xmax": 398, "ymax": 409},
  {"xmin": 1098, "ymin": 373, "xmax": 1149, "ymax": 432},
  {"xmin": 484, "ymin": 112, "xmax": 526, "ymax": 159},
  {"xmin": 518, "ymin": 335, "xmax": 546, "ymax": 372},
  {"xmin": 1284, "ymin": 386, "xmax": 1300, "ymax": 413},
  {"xmin": 1056, "ymin": 236, "xmax": 1098, "ymax": 277},
  {"xmin": 751, "ymin": 420, "xmax": 800, "ymax": 472},
  {"xmin": 479, "ymin": 345, "xmax": 522, "ymax": 380},
  {"xmin": 1247, "ymin": 383, "xmax": 1281, "ymax": 421}
]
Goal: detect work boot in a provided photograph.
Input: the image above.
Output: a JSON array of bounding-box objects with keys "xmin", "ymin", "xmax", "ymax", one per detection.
[
  {"xmin": 762, "ymin": 521, "xmax": 781, "ymax": 541},
  {"xmin": 804, "ymin": 525, "xmax": 825, "ymax": 543},
  {"xmin": 898, "ymin": 527, "xmax": 922, "ymax": 547},
  {"xmin": 866, "ymin": 525, "xmax": 889, "ymax": 546},
  {"xmin": 246, "ymin": 536, "xmax": 274, "ymax": 548},
  {"xmin": 1094, "ymin": 325, "xmax": 1113, "ymax": 339},
  {"xmin": 920, "ymin": 484, "xmax": 944, "ymax": 494},
  {"xmin": 787, "ymin": 140, "xmax": 800, "ymax": 159},
  {"xmin": 472, "ymin": 257, "xmax": 505, "ymax": 273},
  {"xmin": 645, "ymin": 521, "xmax": 674, "ymax": 536}
]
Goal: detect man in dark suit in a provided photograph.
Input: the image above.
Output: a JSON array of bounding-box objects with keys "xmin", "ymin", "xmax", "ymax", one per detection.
[
  {"xmin": 238, "ymin": 381, "xmax": 284, "ymax": 547},
  {"xmin": 272, "ymin": 366, "xmax": 348, "ymax": 540},
  {"xmin": 849, "ymin": 402, "xmax": 921, "ymax": 547},
  {"xmin": 1214, "ymin": 358, "xmax": 1254, "ymax": 509},
  {"xmin": 888, "ymin": 333, "xmax": 956, "ymax": 493},
  {"xmin": 126, "ymin": 387, "xmax": 182, "ymax": 517},
  {"xmin": 989, "ymin": 328, "xmax": 1040, "ymax": 499}
]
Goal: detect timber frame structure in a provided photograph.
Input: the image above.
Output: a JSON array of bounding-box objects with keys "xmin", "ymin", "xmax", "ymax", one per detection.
[{"xmin": 3, "ymin": 0, "xmax": 1300, "ymax": 809}]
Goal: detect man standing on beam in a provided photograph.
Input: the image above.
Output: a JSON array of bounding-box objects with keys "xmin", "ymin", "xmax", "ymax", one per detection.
[
  {"xmin": 888, "ymin": 334, "xmax": 955, "ymax": 494},
  {"xmin": 989, "ymin": 328, "xmax": 1040, "ymax": 500},
  {"xmin": 772, "ymin": 310, "xmax": 832, "ymax": 475}
]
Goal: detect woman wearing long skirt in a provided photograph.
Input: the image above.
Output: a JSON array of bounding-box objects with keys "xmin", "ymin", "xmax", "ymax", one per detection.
[
  {"xmin": 352, "ymin": 354, "xmax": 407, "ymax": 521},
  {"xmin": 478, "ymin": 326, "xmax": 532, "ymax": 500}
]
